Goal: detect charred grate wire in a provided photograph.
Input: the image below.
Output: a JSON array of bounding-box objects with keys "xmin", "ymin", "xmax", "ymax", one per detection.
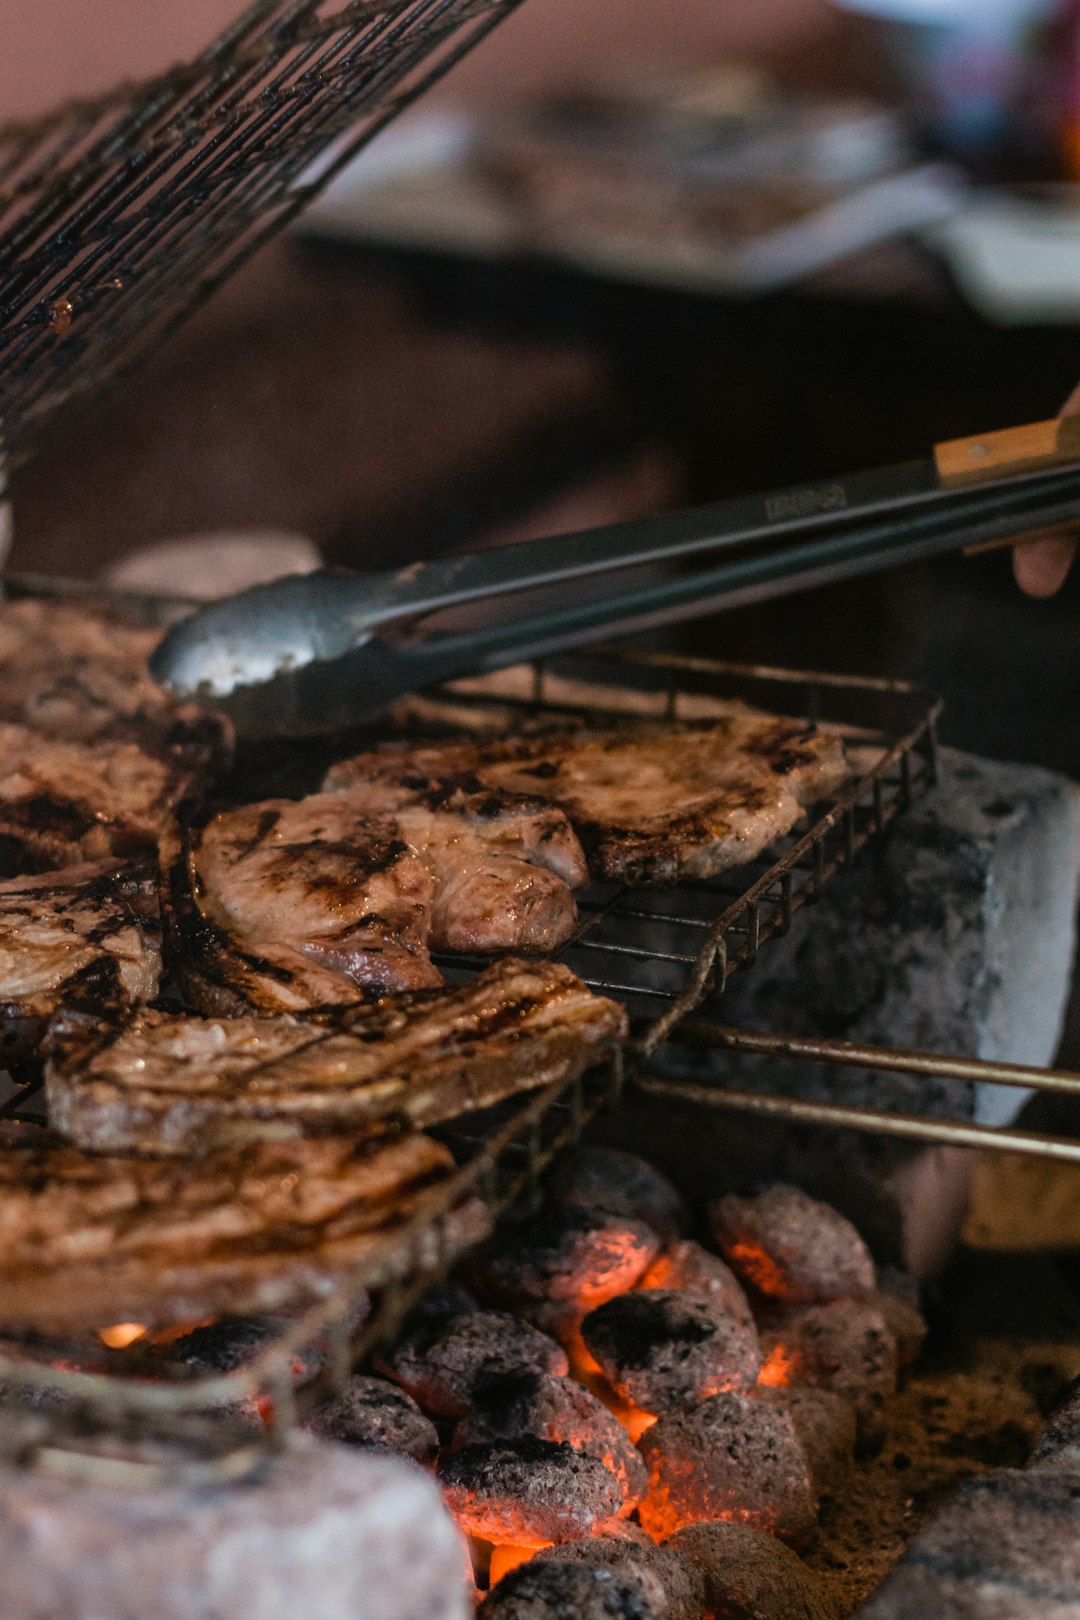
[{"xmin": 0, "ymin": 0, "xmax": 525, "ymax": 461}]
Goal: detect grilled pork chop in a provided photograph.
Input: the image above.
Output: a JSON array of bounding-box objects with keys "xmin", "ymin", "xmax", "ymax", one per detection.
[
  {"xmin": 0, "ymin": 861, "xmax": 160, "ymax": 1064},
  {"xmin": 47, "ymin": 958, "xmax": 628, "ymax": 1156},
  {"xmin": 0, "ymin": 1131, "xmax": 481, "ymax": 1332},
  {"xmin": 324, "ymin": 712, "xmax": 849, "ymax": 885},
  {"xmin": 165, "ymin": 785, "xmax": 587, "ymax": 1013}
]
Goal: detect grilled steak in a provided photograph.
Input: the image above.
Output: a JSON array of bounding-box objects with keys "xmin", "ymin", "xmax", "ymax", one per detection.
[
  {"xmin": 47, "ymin": 958, "xmax": 628, "ymax": 1156},
  {"xmin": 165, "ymin": 784, "xmax": 587, "ymax": 1013},
  {"xmin": 0, "ymin": 601, "xmax": 227, "ymax": 875},
  {"xmin": 324, "ymin": 712, "xmax": 849, "ymax": 885},
  {"xmin": 0, "ymin": 861, "xmax": 160, "ymax": 1064},
  {"xmin": 0, "ymin": 1131, "xmax": 482, "ymax": 1331}
]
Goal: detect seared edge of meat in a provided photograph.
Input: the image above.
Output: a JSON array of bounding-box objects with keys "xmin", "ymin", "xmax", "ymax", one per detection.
[
  {"xmin": 0, "ymin": 860, "xmax": 161, "ymax": 1065},
  {"xmin": 0, "ymin": 1131, "xmax": 488, "ymax": 1332},
  {"xmin": 46, "ymin": 958, "xmax": 629, "ymax": 1157}
]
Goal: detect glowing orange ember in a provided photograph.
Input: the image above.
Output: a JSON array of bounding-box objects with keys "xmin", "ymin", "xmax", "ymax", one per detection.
[
  {"xmin": 725, "ymin": 1241, "xmax": 790, "ymax": 1300},
  {"xmin": 756, "ymin": 1344, "xmax": 797, "ymax": 1388},
  {"xmin": 489, "ymin": 1543, "xmax": 542, "ymax": 1584},
  {"xmin": 98, "ymin": 1323, "xmax": 148, "ymax": 1350}
]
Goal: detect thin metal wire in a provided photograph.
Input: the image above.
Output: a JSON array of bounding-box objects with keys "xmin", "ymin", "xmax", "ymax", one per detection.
[{"xmin": 0, "ymin": 0, "xmax": 526, "ymax": 462}]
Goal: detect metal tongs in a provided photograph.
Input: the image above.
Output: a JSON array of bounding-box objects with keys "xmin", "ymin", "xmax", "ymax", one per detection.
[{"xmin": 152, "ymin": 416, "xmax": 1080, "ymax": 741}]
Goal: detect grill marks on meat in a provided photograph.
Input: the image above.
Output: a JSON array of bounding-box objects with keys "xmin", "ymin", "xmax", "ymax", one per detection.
[
  {"xmin": 46, "ymin": 958, "xmax": 628, "ymax": 1156},
  {"xmin": 0, "ymin": 1132, "xmax": 478, "ymax": 1331},
  {"xmin": 0, "ymin": 861, "xmax": 160, "ymax": 1064},
  {"xmin": 167, "ymin": 784, "xmax": 588, "ymax": 1011},
  {"xmin": 325, "ymin": 713, "xmax": 849, "ymax": 884}
]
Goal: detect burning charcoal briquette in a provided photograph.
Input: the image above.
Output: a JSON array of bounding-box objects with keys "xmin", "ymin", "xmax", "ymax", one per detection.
[
  {"xmin": 667, "ymin": 1521, "xmax": 839, "ymax": 1620},
  {"xmin": 755, "ymin": 1386, "xmax": 857, "ymax": 1493},
  {"xmin": 452, "ymin": 1371, "xmax": 647, "ymax": 1507},
  {"xmin": 482, "ymin": 1560, "xmax": 663, "ymax": 1618},
  {"xmin": 165, "ymin": 1316, "xmax": 324, "ymax": 1382},
  {"xmin": 760, "ymin": 1300, "xmax": 897, "ymax": 1450},
  {"xmin": 873, "ymin": 1270, "xmax": 927, "ymax": 1369},
  {"xmin": 468, "ymin": 1206, "xmax": 661, "ymax": 1318},
  {"xmin": 374, "ymin": 1309, "xmax": 568, "ymax": 1420},
  {"xmin": 438, "ymin": 1436, "xmax": 626, "ymax": 1546},
  {"xmin": 581, "ymin": 1288, "xmax": 761, "ymax": 1411},
  {"xmin": 549, "ymin": 1148, "xmax": 691, "ymax": 1244},
  {"xmin": 709, "ymin": 1184, "xmax": 875, "ymax": 1306},
  {"xmin": 541, "ymin": 1534, "xmax": 707, "ymax": 1620},
  {"xmin": 640, "ymin": 1240, "xmax": 756, "ymax": 1335},
  {"xmin": 638, "ymin": 1390, "xmax": 817, "ymax": 1548},
  {"xmin": 304, "ymin": 1374, "xmax": 438, "ymax": 1468}
]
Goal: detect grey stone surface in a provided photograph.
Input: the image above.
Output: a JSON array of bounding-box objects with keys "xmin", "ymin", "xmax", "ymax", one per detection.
[
  {"xmin": 856, "ymin": 1469, "xmax": 1080, "ymax": 1619},
  {"xmin": 0, "ymin": 1432, "xmax": 469, "ymax": 1620},
  {"xmin": 591, "ymin": 749, "xmax": 1078, "ymax": 1267}
]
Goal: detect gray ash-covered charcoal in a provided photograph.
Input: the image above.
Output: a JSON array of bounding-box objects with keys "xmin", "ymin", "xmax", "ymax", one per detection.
[
  {"xmin": 438, "ymin": 1437, "xmax": 625, "ymax": 1547},
  {"xmin": 482, "ymin": 1560, "xmax": 662, "ymax": 1618},
  {"xmin": 451, "ymin": 1371, "xmax": 646, "ymax": 1507},
  {"xmin": 540, "ymin": 1535, "xmax": 706, "ymax": 1620},
  {"xmin": 374, "ymin": 1310, "xmax": 568, "ymax": 1420},
  {"xmin": 668, "ymin": 1520, "xmax": 839, "ymax": 1620},
  {"xmin": 1028, "ymin": 1372, "xmax": 1080, "ymax": 1472},
  {"xmin": 761, "ymin": 1301, "xmax": 897, "ymax": 1450},
  {"xmin": 165, "ymin": 1316, "xmax": 324, "ymax": 1382},
  {"xmin": 856, "ymin": 1468, "xmax": 1080, "ymax": 1619},
  {"xmin": 550, "ymin": 1148, "xmax": 690, "ymax": 1245},
  {"xmin": 638, "ymin": 1390, "xmax": 817, "ymax": 1549},
  {"xmin": 755, "ymin": 1386, "xmax": 857, "ymax": 1494},
  {"xmin": 871, "ymin": 1280, "xmax": 927, "ymax": 1371},
  {"xmin": 639, "ymin": 1241, "xmax": 756, "ymax": 1336},
  {"xmin": 468, "ymin": 1207, "xmax": 660, "ymax": 1317},
  {"xmin": 305, "ymin": 1375, "xmax": 438, "ymax": 1469},
  {"xmin": 710, "ymin": 1185, "xmax": 875, "ymax": 1307},
  {"xmin": 582, "ymin": 1289, "xmax": 761, "ymax": 1412}
]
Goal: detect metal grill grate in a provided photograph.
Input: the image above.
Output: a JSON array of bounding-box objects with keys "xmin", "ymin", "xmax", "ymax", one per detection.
[{"xmin": 0, "ymin": 0, "xmax": 524, "ymax": 461}]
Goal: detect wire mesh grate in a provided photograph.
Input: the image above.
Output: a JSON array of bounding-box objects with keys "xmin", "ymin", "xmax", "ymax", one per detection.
[{"xmin": 0, "ymin": 0, "xmax": 525, "ymax": 461}]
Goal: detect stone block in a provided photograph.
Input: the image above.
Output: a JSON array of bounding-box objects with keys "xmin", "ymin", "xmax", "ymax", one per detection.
[{"xmin": 0, "ymin": 1431, "xmax": 469, "ymax": 1620}]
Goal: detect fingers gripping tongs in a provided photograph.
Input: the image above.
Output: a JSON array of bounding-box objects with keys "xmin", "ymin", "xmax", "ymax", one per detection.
[{"xmin": 151, "ymin": 417, "xmax": 1080, "ymax": 741}]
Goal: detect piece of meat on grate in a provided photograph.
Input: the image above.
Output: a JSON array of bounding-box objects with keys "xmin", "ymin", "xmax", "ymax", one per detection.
[
  {"xmin": 0, "ymin": 1131, "xmax": 482, "ymax": 1332},
  {"xmin": 0, "ymin": 860, "xmax": 160, "ymax": 1064},
  {"xmin": 46, "ymin": 958, "xmax": 627, "ymax": 1156},
  {"xmin": 166, "ymin": 783, "xmax": 587, "ymax": 1013},
  {"xmin": 324, "ymin": 711, "xmax": 849, "ymax": 885}
]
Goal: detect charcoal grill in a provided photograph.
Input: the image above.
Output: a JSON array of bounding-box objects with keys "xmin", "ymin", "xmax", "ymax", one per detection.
[{"xmin": 0, "ymin": 628, "xmax": 1037, "ymax": 1487}]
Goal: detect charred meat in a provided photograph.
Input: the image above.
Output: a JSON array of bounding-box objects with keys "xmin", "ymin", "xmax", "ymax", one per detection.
[
  {"xmin": 325, "ymin": 713, "xmax": 848, "ymax": 885},
  {"xmin": 46, "ymin": 958, "xmax": 628, "ymax": 1156},
  {"xmin": 0, "ymin": 861, "xmax": 160, "ymax": 1064},
  {"xmin": 164, "ymin": 785, "xmax": 586, "ymax": 1013},
  {"xmin": 0, "ymin": 1132, "xmax": 480, "ymax": 1331}
]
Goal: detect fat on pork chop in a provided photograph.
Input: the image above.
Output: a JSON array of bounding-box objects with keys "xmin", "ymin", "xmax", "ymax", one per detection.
[
  {"xmin": 324, "ymin": 712, "xmax": 849, "ymax": 885},
  {"xmin": 0, "ymin": 1131, "xmax": 483, "ymax": 1332},
  {"xmin": 0, "ymin": 861, "xmax": 160, "ymax": 1064},
  {"xmin": 47, "ymin": 958, "xmax": 628, "ymax": 1156}
]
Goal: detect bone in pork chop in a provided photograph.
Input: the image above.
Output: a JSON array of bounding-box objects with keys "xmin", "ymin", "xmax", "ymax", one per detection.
[
  {"xmin": 0, "ymin": 861, "xmax": 160, "ymax": 1064},
  {"xmin": 324, "ymin": 712, "xmax": 849, "ymax": 885},
  {"xmin": 166, "ymin": 784, "xmax": 587, "ymax": 1012},
  {"xmin": 0, "ymin": 1132, "xmax": 481, "ymax": 1332},
  {"xmin": 47, "ymin": 958, "xmax": 628, "ymax": 1156}
]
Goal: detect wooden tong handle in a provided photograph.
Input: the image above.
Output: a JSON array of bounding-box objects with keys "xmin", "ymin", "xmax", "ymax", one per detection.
[{"xmin": 936, "ymin": 416, "xmax": 1080, "ymax": 487}]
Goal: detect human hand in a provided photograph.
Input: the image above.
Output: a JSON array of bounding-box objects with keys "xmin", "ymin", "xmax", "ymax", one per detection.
[{"xmin": 1013, "ymin": 382, "xmax": 1080, "ymax": 597}]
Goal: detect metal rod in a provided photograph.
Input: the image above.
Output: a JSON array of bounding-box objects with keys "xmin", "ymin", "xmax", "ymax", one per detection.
[
  {"xmin": 675, "ymin": 1020, "xmax": 1080, "ymax": 1096},
  {"xmin": 633, "ymin": 1074, "xmax": 1080, "ymax": 1163}
]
